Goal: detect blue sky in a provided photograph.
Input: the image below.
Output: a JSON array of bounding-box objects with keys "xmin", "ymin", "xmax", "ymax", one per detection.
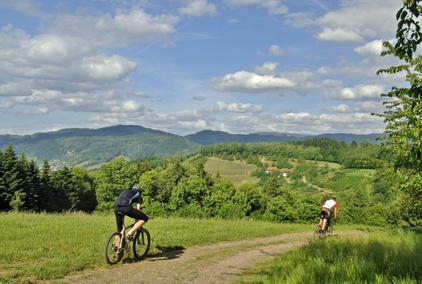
[{"xmin": 0, "ymin": 0, "xmax": 405, "ymax": 136}]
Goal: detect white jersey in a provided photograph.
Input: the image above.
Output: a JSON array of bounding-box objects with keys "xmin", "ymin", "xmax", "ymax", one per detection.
[{"xmin": 322, "ymin": 199, "xmax": 337, "ymax": 210}]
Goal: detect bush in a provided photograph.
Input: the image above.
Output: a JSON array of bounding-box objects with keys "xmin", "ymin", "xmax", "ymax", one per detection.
[{"xmin": 217, "ymin": 203, "xmax": 245, "ymax": 219}]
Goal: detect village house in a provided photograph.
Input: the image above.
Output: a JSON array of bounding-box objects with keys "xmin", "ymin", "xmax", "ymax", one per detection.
[{"xmin": 265, "ymin": 166, "xmax": 292, "ymax": 177}]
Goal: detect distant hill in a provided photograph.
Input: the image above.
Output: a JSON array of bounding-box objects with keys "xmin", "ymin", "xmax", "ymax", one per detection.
[
  {"xmin": 0, "ymin": 125, "xmax": 200, "ymax": 167},
  {"xmin": 0, "ymin": 125, "xmax": 384, "ymax": 168},
  {"xmin": 186, "ymin": 130, "xmax": 384, "ymax": 145}
]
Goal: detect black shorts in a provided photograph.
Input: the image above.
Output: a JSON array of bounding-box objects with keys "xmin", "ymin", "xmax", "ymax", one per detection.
[
  {"xmin": 114, "ymin": 206, "xmax": 149, "ymax": 232},
  {"xmin": 320, "ymin": 210, "xmax": 330, "ymax": 220}
]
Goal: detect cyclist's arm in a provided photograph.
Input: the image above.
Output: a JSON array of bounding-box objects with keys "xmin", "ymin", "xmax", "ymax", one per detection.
[{"xmin": 333, "ymin": 205, "xmax": 338, "ymax": 219}]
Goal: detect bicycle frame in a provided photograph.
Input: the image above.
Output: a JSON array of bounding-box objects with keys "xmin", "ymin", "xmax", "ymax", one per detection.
[{"xmin": 105, "ymin": 213, "xmax": 151, "ymax": 264}]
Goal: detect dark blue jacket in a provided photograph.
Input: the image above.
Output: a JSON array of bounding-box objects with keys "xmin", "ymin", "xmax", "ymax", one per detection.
[{"xmin": 114, "ymin": 189, "xmax": 142, "ymax": 207}]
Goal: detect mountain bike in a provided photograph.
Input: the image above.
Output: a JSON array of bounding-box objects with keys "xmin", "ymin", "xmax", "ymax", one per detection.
[
  {"xmin": 313, "ymin": 218, "xmax": 335, "ymax": 240},
  {"xmin": 104, "ymin": 212, "xmax": 151, "ymax": 265}
]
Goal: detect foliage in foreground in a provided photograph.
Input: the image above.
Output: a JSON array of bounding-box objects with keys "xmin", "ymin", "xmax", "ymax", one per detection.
[{"xmin": 238, "ymin": 230, "xmax": 422, "ymax": 284}]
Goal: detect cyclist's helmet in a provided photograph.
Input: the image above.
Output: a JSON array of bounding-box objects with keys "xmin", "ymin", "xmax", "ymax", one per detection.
[
  {"xmin": 132, "ymin": 184, "xmax": 141, "ymax": 193},
  {"xmin": 332, "ymin": 195, "xmax": 336, "ymax": 200}
]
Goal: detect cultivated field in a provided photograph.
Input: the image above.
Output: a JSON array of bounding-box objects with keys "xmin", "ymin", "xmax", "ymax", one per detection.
[{"xmin": 204, "ymin": 157, "xmax": 258, "ymax": 186}]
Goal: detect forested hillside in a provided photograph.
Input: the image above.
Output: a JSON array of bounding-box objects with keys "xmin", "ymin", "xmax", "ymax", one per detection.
[
  {"xmin": 0, "ymin": 125, "xmax": 383, "ymax": 168},
  {"xmin": 186, "ymin": 130, "xmax": 383, "ymax": 145},
  {"xmin": 0, "ymin": 125, "xmax": 200, "ymax": 167},
  {"xmin": 1, "ymin": 137, "xmax": 417, "ymax": 227}
]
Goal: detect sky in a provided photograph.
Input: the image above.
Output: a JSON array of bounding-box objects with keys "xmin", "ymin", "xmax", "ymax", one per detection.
[{"xmin": 0, "ymin": 0, "xmax": 408, "ymax": 136}]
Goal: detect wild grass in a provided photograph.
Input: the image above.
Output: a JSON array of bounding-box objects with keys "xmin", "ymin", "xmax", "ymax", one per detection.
[
  {"xmin": 0, "ymin": 212, "xmax": 312, "ymax": 283},
  {"xmin": 238, "ymin": 230, "xmax": 422, "ymax": 284}
]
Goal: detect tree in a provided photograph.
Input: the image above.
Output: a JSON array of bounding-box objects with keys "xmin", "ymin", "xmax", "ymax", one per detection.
[
  {"xmin": 39, "ymin": 160, "xmax": 53, "ymax": 211},
  {"xmin": 374, "ymin": 0, "xmax": 422, "ymax": 225},
  {"xmin": 393, "ymin": 0, "xmax": 422, "ymax": 60},
  {"xmin": 232, "ymin": 183, "xmax": 262, "ymax": 217},
  {"xmin": 49, "ymin": 167, "xmax": 73, "ymax": 212},
  {"xmin": 20, "ymin": 156, "xmax": 41, "ymax": 211},
  {"xmin": 0, "ymin": 145, "xmax": 23, "ymax": 211},
  {"xmin": 169, "ymin": 175, "xmax": 209, "ymax": 217},
  {"xmin": 203, "ymin": 178, "xmax": 236, "ymax": 217},
  {"xmin": 95, "ymin": 157, "xmax": 139, "ymax": 211},
  {"xmin": 71, "ymin": 167, "xmax": 97, "ymax": 212}
]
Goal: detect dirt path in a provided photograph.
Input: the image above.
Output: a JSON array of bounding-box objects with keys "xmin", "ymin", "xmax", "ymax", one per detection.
[{"xmin": 48, "ymin": 231, "xmax": 365, "ymax": 284}]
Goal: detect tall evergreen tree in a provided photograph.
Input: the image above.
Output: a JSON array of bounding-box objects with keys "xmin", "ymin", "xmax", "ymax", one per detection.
[
  {"xmin": 39, "ymin": 160, "xmax": 53, "ymax": 212},
  {"xmin": 19, "ymin": 155, "xmax": 41, "ymax": 211},
  {"xmin": 0, "ymin": 145, "xmax": 23, "ymax": 211}
]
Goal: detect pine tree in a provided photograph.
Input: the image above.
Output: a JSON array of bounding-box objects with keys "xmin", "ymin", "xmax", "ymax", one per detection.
[{"xmin": 0, "ymin": 145, "xmax": 24, "ymax": 211}]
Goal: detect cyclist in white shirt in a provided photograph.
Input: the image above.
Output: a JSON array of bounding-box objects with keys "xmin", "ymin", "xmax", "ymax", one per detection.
[{"xmin": 318, "ymin": 195, "xmax": 338, "ymax": 234}]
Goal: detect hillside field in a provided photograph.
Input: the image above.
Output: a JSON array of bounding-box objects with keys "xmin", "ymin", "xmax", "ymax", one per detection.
[{"xmin": 204, "ymin": 157, "xmax": 259, "ymax": 186}]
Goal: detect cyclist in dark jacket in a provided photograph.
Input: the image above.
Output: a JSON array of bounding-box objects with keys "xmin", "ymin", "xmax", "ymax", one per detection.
[{"xmin": 114, "ymin": 184, "xmax": 148, "ymax": 240}]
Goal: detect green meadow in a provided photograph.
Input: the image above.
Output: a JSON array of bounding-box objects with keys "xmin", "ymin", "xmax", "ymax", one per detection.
[
  {"xmin": 1, "ymin": 212, "xmax": 420, "ymax": 283},
  {"xmin": 238, "ymin": 230, "xmax": 422, "ymax": 284},
  {"xmin": 204, "ymin": 157, "xmax": 259, "ymax": 186}
]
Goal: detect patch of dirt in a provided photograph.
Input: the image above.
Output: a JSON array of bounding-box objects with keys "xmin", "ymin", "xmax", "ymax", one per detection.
[{"xmin": 47, "ymin": 231, "xmax": 366, "ymax": 284}]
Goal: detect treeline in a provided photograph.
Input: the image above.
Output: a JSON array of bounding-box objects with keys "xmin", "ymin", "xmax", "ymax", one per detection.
[
  {"xmin": 0, "ymin": 139, "xmax": 414, "ymax": 227},
  {"xmin": 200, "ymin": 138, "xmax": 385, "ymax": 168}
]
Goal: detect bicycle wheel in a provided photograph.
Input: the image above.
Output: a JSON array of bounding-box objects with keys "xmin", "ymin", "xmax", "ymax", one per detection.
[
  {"xmin": 104, "ymin": 232, "xmax": 124, "ymax": 265},
  {"xmin": 133, "ymin": 228, "xmax": 151, "ymax": 260},
  {"xmin": 313, "ymin": 225, "xmax": 322, "ymax": 240},
  {"xmin": 326, "ymin": 225, "xmax": 333, "ymax": 236}
]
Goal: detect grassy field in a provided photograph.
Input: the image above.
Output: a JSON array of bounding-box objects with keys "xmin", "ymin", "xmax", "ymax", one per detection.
[
  {"xmin": 1, "ymin": 212, "xmax": 419, "ymax": 284},
  {"xmin": 0, "ymin": 212, "xmax": 312, "ymax": 283},
  {"xmin": 238, "ymin": 230, "xmax": 422, "ymax": 283},
  {"xmin": 204, "ymin": 157, "xmax": 259, "ymax": 186}
]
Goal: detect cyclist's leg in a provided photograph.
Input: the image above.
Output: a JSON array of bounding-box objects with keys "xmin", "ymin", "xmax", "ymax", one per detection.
[
  {"xmin": 114, "ymin": 208, "xmax": 125, "ymax": 247},
  {"xmin": 321, "ymin": 211, "xmax": 330, "ymax": 232},
  {"xmin": 318, "ymin": 211, "xmax": 324, "ymax": 226},
  {"xmin": 115, "ymin": 209, "xmax": 124, "ymax": 232},
  {"xmin": 126, "ymin": 208, "xmax": 149, "ymax": 236}
]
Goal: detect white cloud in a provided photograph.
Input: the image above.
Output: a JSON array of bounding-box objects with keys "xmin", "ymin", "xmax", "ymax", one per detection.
[
  {"xmin": 25, "ymin": 35, "xmax": 77, "ymax": 64},
  {"xmin": 47, "ymin": 9, "xmax": 179, "ymax": 48},
  {"xmin": 326, "ymin": 104, "xmax": 350, "ymax": 113},
  {"xmin": 269, "ymin": 44, "xmax": 284, "ymax": 56},
  {"xmin": 0, "ymin": 0, "xmax": 47, "ymax": 18},
  {"xmin": 354, "ymin": 39, "xmax": 383, "ymax": 57},
  {"xmin": 223, "ymin": 0, "xmax": 287, "ymax": 14},
  {"xmin": 315, "ymin": 0, "xmax": 400, "ymax": 39},
  {"xmin": 110, "ymin": 100, "xmax": 144, "ymax": 112},
  {"xmin": 81, "ymin": 55, "xmax": 137, "ymax": 81},
  {"xmin": 211, "ymin": 70, "xmax": 295, "ymax": 93},
  {"xmin": 254, "ymin": 62, "xmax": 278, "ymax": 75},
  {"xmin": 179, "ymin": 0, "xmax": 218, "ymax": 16},
  {"xmin": 325, "ymin": 84, "xmax": 385, "ymax": 101},
  {"xmin": 217, "ymin": 101, "xmax": 264, "ymax": 113},
  {"xmin": 288, "ymin": 0, "xmax": 400, "ymax": 44},
  {"xmin": 355, "ymin": 100, "xmax": 384, "ymax": 113},
  {"xmin": 316, "ymin": 27, "xmax": 363, "ymax": 43},
  {"xmin": 178, "ymin": 119, "xmax": 208, "ymax": 129}
]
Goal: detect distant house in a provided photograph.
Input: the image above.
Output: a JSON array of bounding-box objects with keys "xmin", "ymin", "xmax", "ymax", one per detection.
[
  {"xmin": 265, "ymin": 167, "xmax": 292, "ymax": 177},
  {"xmin": 265, "ymin": 167, "xmax": 279, "ymax": 173}
]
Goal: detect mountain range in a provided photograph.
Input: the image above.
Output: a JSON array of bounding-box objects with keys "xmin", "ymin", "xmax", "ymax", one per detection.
[{"xmin": 0, "ymin": 124, "xmax": 383, "ymax": 168}]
